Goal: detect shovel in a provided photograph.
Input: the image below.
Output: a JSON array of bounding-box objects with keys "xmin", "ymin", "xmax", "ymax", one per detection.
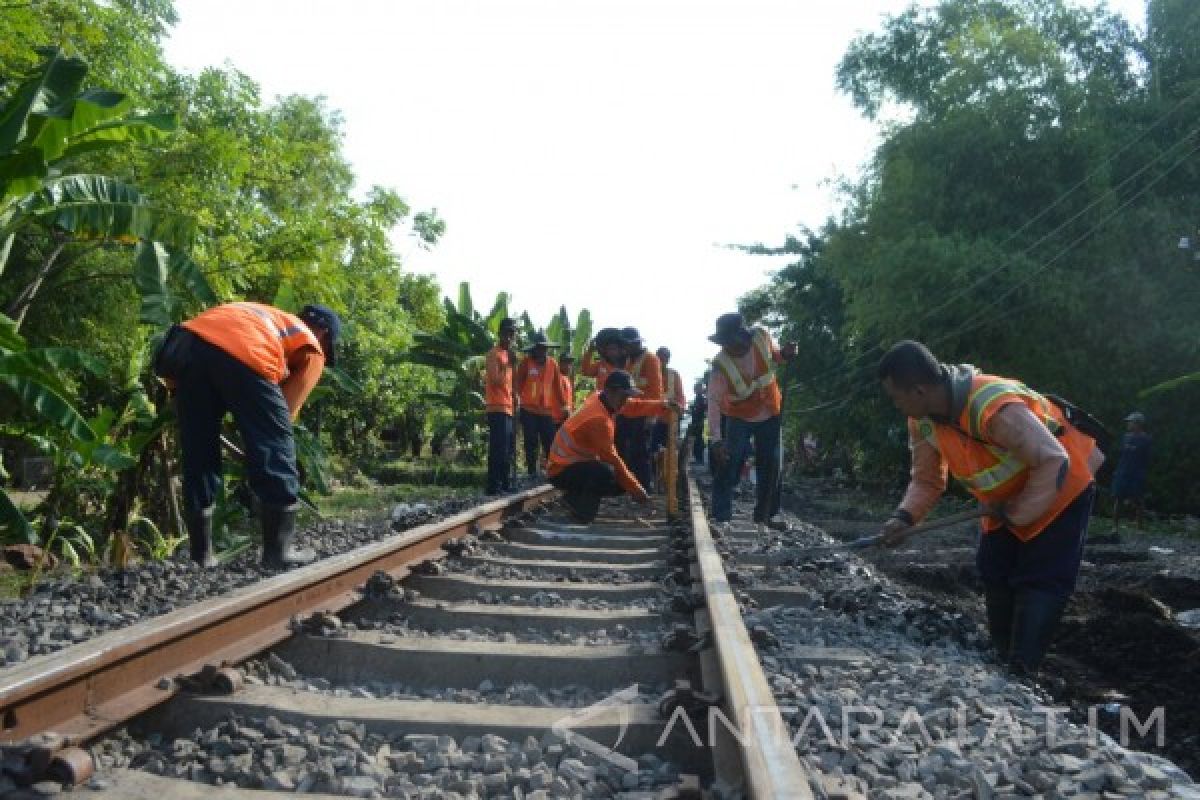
[{"xmin": 767, "ymin": 507, "xmax": 988, "ymax": 565}]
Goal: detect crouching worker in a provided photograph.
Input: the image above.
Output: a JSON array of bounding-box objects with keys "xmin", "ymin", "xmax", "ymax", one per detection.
[
  {"xmin": 547, "ymin": 371, "xmax": 674, "ymax": 524},
  {"xmin": 876, "ymin": 340, "xmax": 1102, "ymax": 676},
  {"xmin": 161, "ymin": 302, "xmax": 340, "ymax": 569}
]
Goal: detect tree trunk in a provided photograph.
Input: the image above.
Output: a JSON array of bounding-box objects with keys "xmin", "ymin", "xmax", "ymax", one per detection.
[{"xmin": 7, "ymin": 241, "xmax": 66, "ymax": 331}]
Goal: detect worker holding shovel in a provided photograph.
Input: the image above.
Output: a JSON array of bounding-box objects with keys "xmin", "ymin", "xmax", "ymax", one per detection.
[{"xmin": 875, "ymin": 340, "xmax": 1103, "ymax": 676}]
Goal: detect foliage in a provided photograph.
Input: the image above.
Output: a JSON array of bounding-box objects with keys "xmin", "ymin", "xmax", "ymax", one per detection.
[{"xmin": 743, "ymin": 0, "xmax": 1200, "ymax": 510}]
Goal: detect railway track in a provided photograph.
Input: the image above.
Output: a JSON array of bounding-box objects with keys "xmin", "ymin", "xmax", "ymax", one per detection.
[{"xmin": 0, "ymin": 474, "xmax": 814, "ymax": 799}]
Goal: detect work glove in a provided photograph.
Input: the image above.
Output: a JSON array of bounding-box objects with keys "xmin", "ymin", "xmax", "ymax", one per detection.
[{"xmin": 879, "ymin": 514, "xmax": 913, "ymax": 548}]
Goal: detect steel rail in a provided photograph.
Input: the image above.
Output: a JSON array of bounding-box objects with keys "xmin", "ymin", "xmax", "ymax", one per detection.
[
  {"xmin": 0, "ymin": 486, "xmax": 554, "ymax": 746},
  {"xmin": 686, "ymin": 472, "xmax": 814, "ymax": 799}
]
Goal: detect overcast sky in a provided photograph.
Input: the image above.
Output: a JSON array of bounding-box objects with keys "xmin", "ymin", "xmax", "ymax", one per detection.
[{"xmin": 164, "ymin": 0, "xmax": 1146, "ymax": 390}]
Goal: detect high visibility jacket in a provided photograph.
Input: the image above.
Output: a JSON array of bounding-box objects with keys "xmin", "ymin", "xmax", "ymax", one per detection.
[
  {"xmin": 624, "ymin": 350, "xmax": 663, "ymax": 401},
  {"xmin": 184, "ymin": 302, "xmax": 322, "ymax": 385},
  {"xmin": 911, "ymin": 374, "xmax": 1096, "ymax": 541},
  {"xmin": 663, "ymin": 367, "xmax": 686, "ymax": 407},
  {"xmin": 516, "ymin": 356, "xmax": 564, "ymax": 416},
  {"xmin": 484, "ymin": 345, "xmax": 515, "ymax": 415},
  {"xmin": 548, "ymin": 394, "xmax": 668, "ymax": 497},
  {"xmin": 712, "ymin": 327, "xmax": 781, "ymax": 420},
  {"xmin": 555, "ymin": 373, "xmax": 574, "ymax": 422}
]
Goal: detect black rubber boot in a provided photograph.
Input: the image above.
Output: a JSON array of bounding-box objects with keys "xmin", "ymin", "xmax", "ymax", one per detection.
[
  {"xmin": 983, "ymin": 584, "xmax": 1016, "ymax": 663},
  {"xmin": 261, "ymin": 504, "xmax": 316, "ymax": 569},
  {"xmin": 186, "ymin": 505, "xmax": 219, "ymax": 568},
  {"xmin": 1009, "ymin": 588, "xmax": 1069, "ymax": 675},
  {"xmin": 562, "ymin": 492, "xmax": 599, "ymax": 525}
]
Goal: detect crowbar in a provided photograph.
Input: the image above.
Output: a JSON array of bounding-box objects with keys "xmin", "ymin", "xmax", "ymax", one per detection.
[{"xmin": 767, "ymin": 507, "xmax": 988, "ymax": 564}]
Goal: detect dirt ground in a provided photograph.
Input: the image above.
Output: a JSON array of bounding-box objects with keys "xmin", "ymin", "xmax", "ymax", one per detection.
[{"xmin": 783, "ymin": 478, "xmax": 1200, "ymax": 779}]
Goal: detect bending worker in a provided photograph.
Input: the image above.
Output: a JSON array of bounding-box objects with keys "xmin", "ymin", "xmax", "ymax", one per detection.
[
  {"xmin": 876, "ymin": 340, "xmax": 1102, "ymax": 675},
  {"xmin": 173, "ymin": 302, "xmax": 340, "ymax": 569},
  {"xmin": 547, "ymin": 371, "xmax": 674, "ymax": 524}
]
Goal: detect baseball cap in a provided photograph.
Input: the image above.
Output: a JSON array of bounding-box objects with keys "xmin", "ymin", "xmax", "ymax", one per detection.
[
  {"xmin": 603, "ymin": 370, "xmax": 641, "ymax": 395},
  {"xmin": 300, "ymin": 304, "xmax": 341, "ymax": 366}
]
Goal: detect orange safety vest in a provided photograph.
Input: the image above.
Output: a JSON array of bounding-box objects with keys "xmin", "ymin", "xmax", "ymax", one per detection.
[
  {"xmin": 518, "ymin": 356, "xmax": 560, "ymax": 415},
  {"xmin": 663, "ymin": 367, "xmax": 685, "ymax": 406},
  {"xmin": 484, "ymin": 346, "xmax": 514, "ymax": 415},
  {"xmin": 912, "ymin": 374, "xmax": 1096, "ymax": 542},
  {"xmin": 183, "ymin": 302, "xmax": 320, "ymax": 384},
  {"xmin": 713, "ymin": 327, "xmax": 781, "ymax": 420},
  {"xmin": 556, "ymin": 374, "xmax": 574, "ymax": 421}
]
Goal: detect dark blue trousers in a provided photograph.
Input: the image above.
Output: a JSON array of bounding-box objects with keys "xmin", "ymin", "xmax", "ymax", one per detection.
[
  {"xmin": 977, "ymin": 485, "xmax": 1096, "ymax": 599},
  {"xmin": 486, "ymin": 412, "xmax": 513, "ymax": 494},
  {"xmin": 519, "ymin": 409, "xmax": 556, "ymax": 476},
  {"xmin": 177, "ymin": 334, "xmax": 298, "ymax": 513},
  {"xmin": 711, "ymin": 414, "xmax": 782, "ymax": 523}
]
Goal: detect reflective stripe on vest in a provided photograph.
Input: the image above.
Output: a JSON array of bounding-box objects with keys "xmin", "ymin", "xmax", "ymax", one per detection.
[
  {"xmin": 550, "ymin": 427, "xmax": 593, "ymax": 465},
  {"xmin": 714, "ymin": 328, "xmax": 775, "ymax": 402},
  {"xmin": 232, "ymin": 302, "xmax": 305, "ymax": 340},
  {"xmin": 915, "ymin": 418, "xmax": 1027, "ymax": 494},
  {"xmin": 965, "ymin": 380, "xmax": 1063, "ymax": 441}
]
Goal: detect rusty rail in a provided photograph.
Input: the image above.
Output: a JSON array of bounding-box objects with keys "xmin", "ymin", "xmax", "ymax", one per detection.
[
  {"xmin": 0, "ymin": 486, "xmax": 554, "ymax": 745},
  {"xmin": 686, "ymin": 472, "xmax": 814, "ymax": 799}
]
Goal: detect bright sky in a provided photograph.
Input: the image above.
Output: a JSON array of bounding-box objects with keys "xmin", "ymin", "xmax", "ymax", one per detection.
[{"xmin": 164, "ymin": 0, "xmax": 1145, "ymax": 389}]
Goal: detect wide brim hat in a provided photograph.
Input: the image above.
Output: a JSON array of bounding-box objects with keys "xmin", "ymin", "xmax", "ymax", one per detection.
[
  {"xmin": 520, "ymin": 332, "xmax": 561, "ymax": 352},
  {"xmin": 1124, "ymin": 411, "xmax": 1146, "ymax": 423},
  {"xmin": 708, "ymin": 312, "xmax": 751, "ymax": 346}
]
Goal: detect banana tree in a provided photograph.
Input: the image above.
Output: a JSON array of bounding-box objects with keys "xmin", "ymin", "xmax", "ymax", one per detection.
[
  {"xmin": 0, "ymin": 47, "xmax": 194, "ymax": 328},
  {"xmin": 0, "ymin": 310, "xmax": 103, "ymax": 542}
]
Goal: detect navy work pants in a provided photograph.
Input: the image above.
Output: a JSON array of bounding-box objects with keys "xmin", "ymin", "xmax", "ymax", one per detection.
[
  {"xmin": 486, "ymin": 412, "xmax": 513, "ymax": 494},
  {"xmin": 519, "ymin": 409, "xmax": 556, "ymax": 476},
  {"xmin": 711, "ymin": 414, "xmax": 782, "ymax": 523},
  {"xmin": 549, "ymin": 461, "xmax": 624, "ymax": 523},
  {"xmin": 177, "ymin": 334, "xmax": 298, "ymax": 514},
  {"xmin": 977, "ymin": 485, "xmax": 1096, "ymax": 599}
]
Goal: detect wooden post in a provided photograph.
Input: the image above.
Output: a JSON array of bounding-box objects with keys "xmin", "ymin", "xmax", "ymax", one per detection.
[{"xmin": 665, "ymin": 407, "xmax": 679, "ymax": 518}]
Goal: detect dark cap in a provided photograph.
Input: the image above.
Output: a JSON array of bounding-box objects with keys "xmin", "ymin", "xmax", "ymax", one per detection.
[
  {"xmin": 558, "ymin": 352, "xmax": 576, "ymax": 363},
  {"xmin": 300, "ymin": 304, "xmax": 342, "ymax": 366},
  {"xmin": 620, "ymin": 327, "xmax": 643, "ymax": 346},
  {"xmin": 603, "ymin": 370, "xmax": 641, "ymax": 395},
  {"xmin": 498, "ymin": 317, "xmax": 517, "ymax": 333},
  {"xmin": 708, "ymin": 312, "xmax": 751, "ymax": 346}
]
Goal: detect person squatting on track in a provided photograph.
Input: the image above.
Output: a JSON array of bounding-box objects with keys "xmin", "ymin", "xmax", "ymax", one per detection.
[
  {"xmin": 547, "ymin": 371, "xmax": 676, "ymax": 524},
  {"xmin": 614, "ymin": 327, "xmax": 662, "ymax": 491},
  {"xmin": 515, "ymin": 332, "xmax": 569, "ymax": 478},
  {"xmin": 706, "ymin": 312, "xmax": 797, "ymax": 532},
  {"xmin": 876, "ymin": 340, "xmax": 1103, "ymax": 676},
  {"xmin": 156, "ymin": 301, "xmax": 341, "ymax": 569},
  {"xmin": 484, "ymin": 318, "xmax": 518, "ymax": 495}
]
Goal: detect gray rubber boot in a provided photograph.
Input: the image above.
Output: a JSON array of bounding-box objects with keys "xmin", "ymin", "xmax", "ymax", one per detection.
[
  {"xmin": 186, "ymin": 505, "xmax": 219, "ymax": 568},
  {"xmin": 1009, "ymin": 588, "xmax": 1069, "ymax": 675},
  {"xmin": 261, "ymin": 504, "xmax": 316, "ymax": 569},
  {"xmin": 983, "ymin": 584, "xmax": 1016, "ymax": 663}
]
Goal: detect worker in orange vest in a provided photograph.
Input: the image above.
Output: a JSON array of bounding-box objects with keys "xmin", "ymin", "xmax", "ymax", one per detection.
[
  {"xmin": 167, "ymin": 302, "xmax": 340, "ymax": 569},
  {"xmin": 555, "ymin": 352, "xmax": 576, "ymax": 427},
  {"xmin": 548, "ymin": 371, "xmax": 675, "ymax": 523},
  {"xmin": 578, "ymin": 327, "xmax": 626, "ymax": 393},
  {"xmin": 876, "ymin": 340, "xmax": 1103, "ymax": 675},
  {"xmin": 615, "ymin": 327, "xmax": 662, "ymax": 490},
  {"xmin": 651, "ymin": 347, "xmax": 686, "ymax": 489},
  {"xmin": 707, "ymin": 313, "xmax": 796, "ymax": 530},
  {"xmin": 514, "ymin": 332, "xmax": 569, "ymax": 478},
  {"xmin": 484, "ymin": 318, "xmax": 518, "ymax": 495}
]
